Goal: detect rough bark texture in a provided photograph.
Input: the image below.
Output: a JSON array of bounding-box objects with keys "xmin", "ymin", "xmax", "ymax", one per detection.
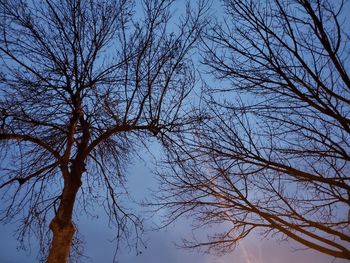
[{"xmin": 46, "ymin": 172, "xmax": 82, "ymax": 263}]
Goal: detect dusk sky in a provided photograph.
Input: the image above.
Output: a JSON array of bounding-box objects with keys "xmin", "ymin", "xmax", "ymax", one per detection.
[
  {"xmin": 0, "ymin": 152, "xmax": 348, "ymax": 263},
  {"xmin": 0, "ymin": 0, "xmax": 349, "ymax": 262}
]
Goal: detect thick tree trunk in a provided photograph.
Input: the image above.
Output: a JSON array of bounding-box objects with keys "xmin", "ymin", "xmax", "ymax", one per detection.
[{"xmin": 46, "ymin": 172, "xmax": 82, "ymax": 263}]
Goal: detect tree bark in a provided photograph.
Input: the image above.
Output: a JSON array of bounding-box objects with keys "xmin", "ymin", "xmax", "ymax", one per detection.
[{"xmin": 46, "ymin": 171, "xmax": 82, "ymax": 263}]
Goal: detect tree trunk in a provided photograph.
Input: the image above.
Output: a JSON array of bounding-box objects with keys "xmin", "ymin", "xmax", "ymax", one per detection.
[{"xmin": 46, "ymin": 172, "xmax": 82, "ymax": 263}]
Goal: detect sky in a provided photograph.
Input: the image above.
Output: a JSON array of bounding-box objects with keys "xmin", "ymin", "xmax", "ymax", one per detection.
[
  {"xmin": 0, "ymin": 152, "xmax": 348, "ymax": 263},
  {"xmin": 0, "ymin": 1, "xmax": 349, "ymax": 263}
]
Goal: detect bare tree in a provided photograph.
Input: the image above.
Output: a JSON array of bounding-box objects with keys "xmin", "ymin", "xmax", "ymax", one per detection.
[
  {"xmin": 156, "ymin": 0, "xmax": 350, "ymax": 260},
  {"xmin": 0, "ymin": 0, "xmax": 207, "ymax": 262}
]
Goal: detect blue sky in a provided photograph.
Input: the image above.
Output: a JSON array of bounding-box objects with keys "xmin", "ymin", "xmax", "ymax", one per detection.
[
  {"xmin": 0, "ymin": 150, "xmax": 348, "ymax": 263},
  {"xmin": 0, "ymin": 1, "xmax": 349, "ymax": 262}
]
